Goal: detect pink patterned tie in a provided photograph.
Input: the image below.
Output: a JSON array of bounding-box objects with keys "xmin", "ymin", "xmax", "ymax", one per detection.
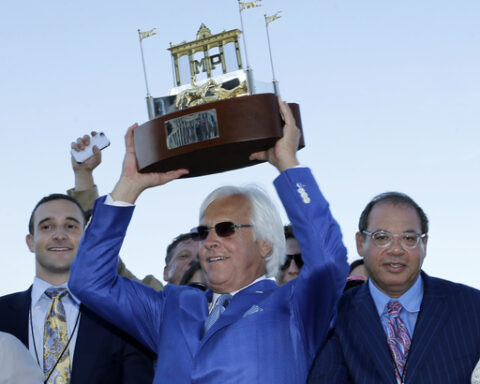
[{"xmin": 386, "ymin": 301, "xmax": 411, "ymax": 383}]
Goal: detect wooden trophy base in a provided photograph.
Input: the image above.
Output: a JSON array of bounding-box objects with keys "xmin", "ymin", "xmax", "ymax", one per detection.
[{"xmin": 134, "ymin": 93, "xmax": 304, "ymax": 178}]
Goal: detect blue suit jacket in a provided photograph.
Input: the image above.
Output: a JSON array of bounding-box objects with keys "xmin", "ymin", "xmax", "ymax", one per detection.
[
  {"xmin": 69, "ymin": 167, "xmax": 349, "ymax": 384},
  {"xmin": 308, "ymin": 272, "xmax": 480, "ymax": 383},
  {"xmin": 0, "ymin": 287, "xmax": 154, "ymax": 384}
]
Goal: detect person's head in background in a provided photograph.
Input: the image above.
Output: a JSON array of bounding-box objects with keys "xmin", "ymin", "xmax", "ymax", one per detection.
[
  {"xmin": 276, "ymin": 224, "xmax": 303, "ymax": 286},
  {"xmin": 344, "ymin": 258, "xmax": 369, "ymax": 291},
  {"xmin": 164, "ymin": 233, "xmax": 199, "ymax": 285},
  {"xmin": 179, "ymin": 261, "xmax": 207, "ymax": 291}
]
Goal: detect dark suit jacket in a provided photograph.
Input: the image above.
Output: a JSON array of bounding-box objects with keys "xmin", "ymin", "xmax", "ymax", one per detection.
[
  {"xmin": 308, "ymin": 272, "xmax": 480, "ymax": 384},
  {"xmin": 0, "ymin": 287, "xmax": 154, "ymax": 384}
]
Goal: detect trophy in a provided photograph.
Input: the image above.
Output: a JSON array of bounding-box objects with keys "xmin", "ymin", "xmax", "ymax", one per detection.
[{"xmin": 135, "ymin": 2, "xmax": 303, "ymax": 178}]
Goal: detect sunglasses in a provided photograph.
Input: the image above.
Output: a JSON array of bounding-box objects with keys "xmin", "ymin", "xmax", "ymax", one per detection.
[
  {"xmin": 190, "ymin": 221, "xmax": 253, "ymax": 241},
  {"xmin": 187, "ymin": 282, "xmax": 208, "ymax": 291},
  {"xmin": 281, "ymin": 253, "xmax": 303, "ymax": 271}
]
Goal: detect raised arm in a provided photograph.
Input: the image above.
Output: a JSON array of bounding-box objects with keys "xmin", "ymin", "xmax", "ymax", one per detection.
[
  {"xmin": 111, "ymin": 123, "xmax": 188, "ymax": 203},
  {"xmin": 67, "ymin": 132, "xmax": 101, "ymax": 212},
  {"xmin": 249, "ymin": 96, "xmax": 300, "ymax": 173},
  {"xmin": 68, "ymin": 131, "xmax": 163, "ymax": 290},
  {"xmin": 261, "ymin": 98, "xmax": 348, "ymax": 356},
  {"xmin": 69, "ymin": 123, "xmax": 188, "ymax": 351}
]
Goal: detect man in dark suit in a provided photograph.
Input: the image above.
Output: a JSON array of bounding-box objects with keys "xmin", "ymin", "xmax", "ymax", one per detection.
[
  {"xmin": 308, "ymin": 192, "xmax": 480, "ymax": 384},
  {"xmin": 68, "ymin": 99, "xmax": 349, "ymax": 384},
  {"xmin": 0, "ymin": 193, "xmax": 154, "ymax": 384}
]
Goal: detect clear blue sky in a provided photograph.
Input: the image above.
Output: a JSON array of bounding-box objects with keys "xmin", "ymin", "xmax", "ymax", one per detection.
[{"xmin": 0, "ymin": 0, "xmax": 479, "ymax": 295}]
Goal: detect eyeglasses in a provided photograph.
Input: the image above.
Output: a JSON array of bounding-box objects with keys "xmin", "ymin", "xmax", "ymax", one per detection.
[
  {"xmin": 281, "ymin": 253, "xmax": 304, "ymax": 271},
  {"xmin": 362, "ymin": 230, "xmax": 426, "ymax": 249},
  {"xmin": 190, "ymin": 221, "xmax": 253, "ymax": 241}
]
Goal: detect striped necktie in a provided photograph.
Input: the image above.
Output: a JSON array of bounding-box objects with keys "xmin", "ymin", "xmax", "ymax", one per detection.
[
  {"xmin": 204, "ymin": 294, "xmax": 232, "ymax": 334},
  {"xmin": 43, "ymin": 287, "xmax": 71, "ymax": 384},
  {"xmin": 386, "ymin": 301, "xmax": 411, "ymax": 384}
]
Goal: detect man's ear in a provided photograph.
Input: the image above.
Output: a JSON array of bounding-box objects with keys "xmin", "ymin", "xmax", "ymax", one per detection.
[
  {"xmin": 163, "ymin": 266, "xmax": 169, "ymax": 282},
  {"xmin": 258, "ymin": 240, "xmax": 272, "ymax": 259},
  {"xmin": 26, "ymin": 234, "xmax": 35, "ymax": 253},
  {"xmin": 355, "ymin": 232, "xmax": 365, "ymax": 257},
  {"xmin": 420, "ymin": 235, "xmax": 428, "ymax": 260}
]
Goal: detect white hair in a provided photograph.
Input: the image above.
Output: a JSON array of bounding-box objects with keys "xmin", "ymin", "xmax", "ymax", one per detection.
[{"xmin": 199, "ymin": 185, "xmax": 286, "ymax": 277}]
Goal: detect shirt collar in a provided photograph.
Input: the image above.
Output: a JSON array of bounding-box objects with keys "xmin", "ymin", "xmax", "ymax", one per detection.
[
  {"xmin": 369, "ymin": 274, "xmax": 424, "ymax": 316},
  {"xmin": 32, "ymin": 276, "xmax": 81, "ymax": 306},
  {"xmin": 211, "ymin": 275, "xmax": 268, "ymax": 305}
]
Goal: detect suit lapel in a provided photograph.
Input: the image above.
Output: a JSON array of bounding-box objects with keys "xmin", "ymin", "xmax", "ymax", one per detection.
[
  {"xmin": 353, "ymin": 285, "xmax": 396, "ymax": 383},
  {"xmin": 201, "ymin": 280, "xmax": 276, "ymax": 343},
  {"xmin": 70, "ymin": 305, "xmax": 100, "ymax": 382},
  {"xmin": 178, "ymin": 287, "xmax": 209, "ymax": 357},
  {"xmin": 8, "ymin": 288, "xmax": 31, "ymax": 347},
  {"xmin": 404, "ymin": 273, "xmax": 449, "ymax": 382}
]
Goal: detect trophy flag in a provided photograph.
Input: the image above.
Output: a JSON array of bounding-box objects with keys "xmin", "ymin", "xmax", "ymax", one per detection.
[
  {"xmin": 138, "ymin": 28, "xmax": 157, "ymax": 108},
  {"xmin": 239, "ymin": 0, "xmax": 261, "ymax": 11},
  {"xmin": 264, "ymin": 11, "xmax": 282, "ymax": 94},
  {"xmin": 139, "ymin": 28, "xmax": 157, "ymax": 41},
  {"xmin": 237, "ymin": 0, "xmax": 261, "ymax": 93},
  {"xmin": 265, "ymin": 11, "xmax": 282, "ymax": 25}
]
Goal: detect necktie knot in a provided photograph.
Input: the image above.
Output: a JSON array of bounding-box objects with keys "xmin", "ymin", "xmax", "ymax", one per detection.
[
  {"xmin": 216, "ymin": 293, "xmax": 232, "ymax": 309},
  {"xmin": 204, "ymin": 294, "xmax": 232, "ymax": 334},
  {"xmin": 45, "ymin": 288, "xmax": 68, "ymax": 300},
  {"xmin": 387, "ymin": 300, "xmax": 402, "ymax": 317}
]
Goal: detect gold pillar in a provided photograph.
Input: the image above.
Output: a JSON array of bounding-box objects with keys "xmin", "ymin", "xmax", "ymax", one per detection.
[
  {"xmin": 189, "ymin": 52, "xmax": 196, "ymax": 82},
  {"xmin": 219, "ymin": 43, "xmax": 227, "ymax": 73},
  {"xmin": 235, "ymin": 40, "xmax": 243, "ymax": 69},
  {"xmin": 203, "ymin": 47, "xmax": 211, "ymax": 77},
  {"xmin": 174, "ymin": 54, "xmax": 181, "ymax": 86}
]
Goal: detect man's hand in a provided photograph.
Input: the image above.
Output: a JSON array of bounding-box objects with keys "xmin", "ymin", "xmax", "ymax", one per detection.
[
  {"xmin": 111, "ymin": 123, "xmax": 189, "ymax": 203},
  {"xmin": 71, "ymin": 132, "xmax": 102, "ymax": 191},
  {"xmin": 249, "ymin": 97, "xmax": 301, "ymax": 172}
]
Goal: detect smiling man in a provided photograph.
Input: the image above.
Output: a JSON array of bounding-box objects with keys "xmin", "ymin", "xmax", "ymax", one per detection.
[
  {"xmin": 308, "ymin": 192, "xmax": 480, "ymax": 384},
  {"xmin": 0, "ymin": 194, "xmax": 154, "ymax": 384},
  {"xmin": 27, "ymin": 197, "xmax": 84, "ymax": 286},
  {"xmin": 69, "ymin": 98, "xmax": 349, "ymax": 384}
]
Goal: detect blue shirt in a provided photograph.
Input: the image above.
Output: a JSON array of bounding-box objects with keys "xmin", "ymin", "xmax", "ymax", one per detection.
[{"xmin": 369, "ymin": 275, "xmax": 424, "ymax": 336}]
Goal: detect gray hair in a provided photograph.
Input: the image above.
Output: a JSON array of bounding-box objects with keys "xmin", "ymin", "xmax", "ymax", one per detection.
[{"xmin": 199, "ymin": 185, "xmax": 286, "ymax": 277}]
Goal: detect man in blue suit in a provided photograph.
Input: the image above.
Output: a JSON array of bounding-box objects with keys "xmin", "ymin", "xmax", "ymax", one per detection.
[
  {"xmin": 0, "ymin": 193, "xmax": 154, "ymax": 383},
  {"xmin": 308, "ymin": 192, "xmax": 480, "ymax": 384},
  {"xmin": 68, "ymin": 99, "xmax": 349, "ymax": 384}
]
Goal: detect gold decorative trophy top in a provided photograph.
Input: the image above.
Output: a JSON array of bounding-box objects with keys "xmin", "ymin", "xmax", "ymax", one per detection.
[
  {"xmin": 138, "ymin": 1, "xmax": 282, "ymax": 120},
  {"xmin": 133, "ymin": 2, "xmax": 302, "ymax": 178},
  {"xmin": 142, "ymin": 24, "xmax": 249, "ymax": 117},
  {"xmin": 169, "ymin": 24, "xmax": 249, "ymax": 110}
]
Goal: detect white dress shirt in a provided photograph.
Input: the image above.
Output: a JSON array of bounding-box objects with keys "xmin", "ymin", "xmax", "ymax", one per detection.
[
  {"xmin": 29, "ymin": 277, "xmax": 81, "ymax": 366},
  {"xmin": 209, "ymin": 275, "xmax": 270, "ymax": 312}
]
